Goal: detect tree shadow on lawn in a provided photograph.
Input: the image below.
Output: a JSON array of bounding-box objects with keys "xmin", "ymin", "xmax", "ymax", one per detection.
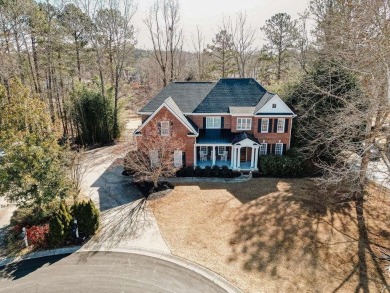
[
  {"xmin": 225, "ymin": 179, "xmax": 390, "ymax": 292},
  {"xmin": 0, "ymin": 253, "xmax": 69, "ymax": 281}
]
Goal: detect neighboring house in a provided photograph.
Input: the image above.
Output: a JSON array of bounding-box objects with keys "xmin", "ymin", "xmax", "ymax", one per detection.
[{"xmin": 134, "ymin": 78, "xmax": 296, "ymax": 171}]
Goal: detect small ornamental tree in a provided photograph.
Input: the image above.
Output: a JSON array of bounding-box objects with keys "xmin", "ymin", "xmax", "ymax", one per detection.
[
  {"xmin": 49, "ymin": 216, "xmax": 65, "ymax": 247},
  {"xmin": 57, "ymin": 203, "xmax": 72, "ymax": 238},
  {"xmin": 124, "ymin": 118, "xmax": 185, "ymax": 188},
  {"xmin": 72, "ymin": 199, "xmax": 99, "ymax": 236}
]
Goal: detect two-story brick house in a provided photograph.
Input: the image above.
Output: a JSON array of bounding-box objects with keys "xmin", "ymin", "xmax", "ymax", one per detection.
[{"xmin": 134, "ymin": 78, "xmax": 296, "ymax": 171}]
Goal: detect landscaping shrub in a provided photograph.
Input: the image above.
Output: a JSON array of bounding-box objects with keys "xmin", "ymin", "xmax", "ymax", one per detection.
[
  {"xmin": 259, "ymin": 155, "xmax": 304, "ymax": 177},
  {"xmin": 26, "ymin": 224, "xmax": 49, "ymax": 248},
  {"xmin": 175, "ymin": 165, "xmax": 240, "ymax": 178},
  {"xmin": 183, "ymin": 166, "xmax": 195, "ymax": 177},
  {"xmin": 58, "ymin": 203, "xmax": 72, "ymax": 238},
  {"xmin": 220, "ymin": 166, "xmax": 231, "ymax": 177},
  {"xmin": 133, "ymin": 181, "xmax": 174, "ymax": 197},
  {"xmin": 10, "ymin": 207, "xmax": 50, "ymax": 227},
  {"xmin": 72, "ymin": 199, "xmax": 100, "ymax": 237},
  {"xmin": 211, "ymin": 165, "xmax": 220, "ymax": 177},
  {"xmin": 193, "ymin": 166, "xmax": 203, "ymax": 177},
  {"xmin": 203, "ymin": 166, "xmax": 212, "ymax": 177},
  {"xmin": 49, "ymin": 215, "xmax": 65, "ymax": 247}
]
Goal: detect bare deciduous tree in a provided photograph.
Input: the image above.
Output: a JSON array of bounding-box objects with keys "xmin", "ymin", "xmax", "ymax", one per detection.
[
  {"xmin": 144, "ymin": 0, "xmax": 183, "ymax": 86},
  {"xmin": 124, "ymin": 118, "xmax": 184, "ymax": 188},
  {"xmin": 231, "ymin": 12, "xmax": 257, "ymax": 78}
]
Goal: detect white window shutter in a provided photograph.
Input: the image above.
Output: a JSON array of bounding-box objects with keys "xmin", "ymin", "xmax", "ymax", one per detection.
[{"xmin": 174, "ymin": 150, "xmax": 182, "ymax": 168}]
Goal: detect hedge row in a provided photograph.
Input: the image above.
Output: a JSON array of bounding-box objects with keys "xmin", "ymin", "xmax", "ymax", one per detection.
[{"xmin": 176, "ymin": 166, "xmax": 240, "ymax": 178}]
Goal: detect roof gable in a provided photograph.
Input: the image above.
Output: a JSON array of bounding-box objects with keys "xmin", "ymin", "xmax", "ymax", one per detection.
[
  {"xmin": 255, "ymin": 94, "xmax": 295, "ymax": 116},
  {"xmin": 139, "ymin": 82, "xmax": 215, "ymax": 113},
  {"xmin": 136, "ymin": 97, "xmax": 198, "ymax": 135}
]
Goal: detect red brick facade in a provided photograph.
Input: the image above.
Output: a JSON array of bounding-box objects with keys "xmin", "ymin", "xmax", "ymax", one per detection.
[
  {"xmin": 136, "ymin": 107, "xmax": 196, "ymax": 166},
  {"xmin": 138, "ymin": 110, "xmax": 292, "ymax": 167}
]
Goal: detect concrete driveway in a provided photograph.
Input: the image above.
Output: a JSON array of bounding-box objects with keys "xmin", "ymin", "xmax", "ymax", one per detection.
[
  {"xmin": 0, "ymin": 252, "xmax": 228, "ymax": 293},
  {"xmin": 79, "ymin": 143, "xmax": 170, "ymax": 253}
]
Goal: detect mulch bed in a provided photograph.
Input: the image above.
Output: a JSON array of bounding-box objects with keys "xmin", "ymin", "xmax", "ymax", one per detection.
[{"xmin": 133, "ymin": 181, "xmax": 174, "ymax": 198}]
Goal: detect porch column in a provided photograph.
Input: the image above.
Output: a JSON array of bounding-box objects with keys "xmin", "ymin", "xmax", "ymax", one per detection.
[
  {"xmin": 231, "ymin": 146, "xmax": 235, "ymax": 168},
  {"xmin": 212, "ymin": 146, "xmax": 216, "ymax": 166},
  {"xmin": 237, "ymin": 147, "xmax": 241, "ymax": 169},
  {"xmin": 254, "ymin": 147, "xmax": 259, "ymax": 169},
  {"xmin": 193, "ymin": 144, "xmax": 197, "ymax": 167},
  {"xmin": 251, "ymin": 147, "xmax": 255, "ymax": 168}
]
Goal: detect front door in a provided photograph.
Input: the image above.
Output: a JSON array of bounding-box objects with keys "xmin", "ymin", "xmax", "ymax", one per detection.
[{"xmin": 240, "ymin": 147, "xmax": 247, "ymax": 161}]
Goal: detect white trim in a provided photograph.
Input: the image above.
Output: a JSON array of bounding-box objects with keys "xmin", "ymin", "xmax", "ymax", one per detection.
[
  {"xmin": 230, "ymin": 113, "xmax": 254, "ymax": 116},
  {"xmin": 288, "ymin": 118, "xmax": 292, "ymax": 149},
  {"xmin": 137, "ymin": 111, "xmax": 153, "ymax": 115},
  {"xmin": 135, "ymin": 101, "xmax": 198, "ymax": 135},
  {"xmin": 184, "ymin": 112, "xmax": 228, "ymax": 115},
  {"xmin": 255, "ymin": 94, "xmax": 296, "ymax": 116},
  {"xmin": 256, "ymin": 115, "xmax": 295, "ymax": 118},
  {"xmin": 236, "ymin": 118, "xmax": 252, "ymax": 131}
]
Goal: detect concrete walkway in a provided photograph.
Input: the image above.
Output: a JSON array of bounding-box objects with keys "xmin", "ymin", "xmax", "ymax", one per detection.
[{"xmin": 80, "ymin": 144, "xmax": 170, "ymax": 253}]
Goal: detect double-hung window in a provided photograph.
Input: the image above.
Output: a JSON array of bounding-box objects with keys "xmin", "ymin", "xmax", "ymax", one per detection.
[
  {"xmin": 237, "ymin": 118, "xmax": 252, "ymax": 130},
  {"xmin": 218, "ymin": 146, "xmax": 226, "ymax": 155},
  {"xmin": 275, "ymin": 143, "xmax": 283, "ymax": 155},
  {"xmin": 206, "ymin": 117, "xmax": 221, "ymax": 129},
  {"xmin": 259, "ymin": 143, "xmax": 267, "ymax": 155},
  {"xmin": 160, "ymin": 121, "xmax": 170, "ymax": 136},
  {"xmin": 261, "ymin": 118, "xmax": 269, "ymax": 133},
  {"xmin": 277, "ymin": 118, "xmax": 285, "ymax": 133}
]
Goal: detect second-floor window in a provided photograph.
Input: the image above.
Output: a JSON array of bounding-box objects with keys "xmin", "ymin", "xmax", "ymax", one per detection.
[
  {"xmin": 206, "ymin": 116, "xmax": 221, "ymax": 129},
  {"xmin": 277, "ymin": 118, "xmax": 285, "ymax": 133},
  {"xmin": 261, "ymin": 118, "xmax": 269, "ymax": 133},
  {"xmin": 160, "ymin": 121, "xmax": 170, "ymax": 136},
  {"xmin": 237, "ymin": 118, "xmax": 252, "ymax": 130}
]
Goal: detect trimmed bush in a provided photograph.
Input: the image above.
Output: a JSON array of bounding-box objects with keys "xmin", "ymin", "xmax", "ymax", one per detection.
[
  {"xmin": 183, "ymin": 166, "xmax": 195, "ymax": 177},
  {"xmin": 193, "ymin": 166, "xmax": 203, "ymax": 177},
  {"xmin": 49, "ymin": 215, "xmax": 65, "ymax": 247},
  {"xmin": 72, "ymin": 200, "xmax": 100, "ymax": 236},
  {"xmin": 211, "ymin": 165, "xmax": 220, "ymax": 177},
  {"xmin": 58, "ymin": 203, "xmax": 72, "ymax": 238},
  {"xmin": 203, "ymin": 166, "xmax": 212, "ymax": 177},
  {"xmin": 220, "ymin": 166, "xmax": 231, "ymax": 177},
  {"xmin": 259, "ymin": 155, "xmax": 304, "ymax": 177}
]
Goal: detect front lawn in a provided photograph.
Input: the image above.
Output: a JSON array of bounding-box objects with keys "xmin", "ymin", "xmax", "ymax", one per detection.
[{"xmin": 149, "ymin": 178, "xmax": 390, "ymax": 292}]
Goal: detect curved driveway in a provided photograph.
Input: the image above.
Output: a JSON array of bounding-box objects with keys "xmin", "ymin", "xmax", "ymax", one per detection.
[{"xmin": 0, "ymin": 252, "xmax": 227, "ymax": 293}]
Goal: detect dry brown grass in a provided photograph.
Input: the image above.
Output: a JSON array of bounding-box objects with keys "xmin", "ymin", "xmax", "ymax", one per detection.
[{"xmin": 148, "ymin": 178, "xmax": 390, "ymax": 293}]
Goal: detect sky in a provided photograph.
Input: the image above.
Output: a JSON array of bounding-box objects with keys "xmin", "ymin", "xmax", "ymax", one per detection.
[{"xmin": 132, "ymin": 0, "xmax": 311, "ymax": 51}]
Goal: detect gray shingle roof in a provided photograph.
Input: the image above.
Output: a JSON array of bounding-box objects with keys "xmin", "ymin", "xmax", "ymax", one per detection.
[
  {"xmin": 193, "ymin": 78, "xmax": 267, "ymax": 113},
  {"xmin": 139, "ymin": 81, "xmax": 216, "ymax": 113},
  {"xmin": 229, "ymin": 106, "xmax": 255, "ymax": 115}
]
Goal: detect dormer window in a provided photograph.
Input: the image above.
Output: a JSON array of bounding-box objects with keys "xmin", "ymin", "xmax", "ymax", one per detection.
[
  {"xmin": 272, "ymin": 103, "xmax": 277, "ymax": 108},
  {"xmin": 160, "ymin": 121, "xmax": 170, "ymax": 136}
]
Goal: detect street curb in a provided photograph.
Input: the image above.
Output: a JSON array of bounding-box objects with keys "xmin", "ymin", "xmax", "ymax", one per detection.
[
  {"xmin": 79, "ymin": 247, "xmax": 242, "ymax": 293},
  {"xmin": 0, "ymin": 246, "xmax": 242, "ymax": 293},
  {"xmin": 0, "ymin": 246, "xmax": 81, "ymax": 267}
]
